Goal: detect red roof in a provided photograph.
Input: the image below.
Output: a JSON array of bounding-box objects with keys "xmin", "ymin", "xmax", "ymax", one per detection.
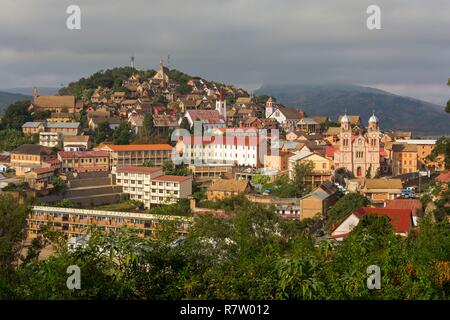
[
  {"xmin": 325, "ymin": 145, "xmax": 337, "ymax": 158},
  {"xmin": 32, "ymin": 167, "xmax": 56, "ymax": 175},
  {"xmin": 353, "ymin": 207, "xmax": 412, "ymax": 234},
  {"xmin": 187, "ymin": 110, "xmax": 225, "ymax": 124},
  {"xmin": 152, "ymin": 175, "xmax": 192, "ymax": 182},
  {"xmin": 116, "ymin": 166, "xmax": 162, "ymax": 174},
  {"xmin": 58, "ymin": 151, "xmax": 109, "ymax": 158},
  {"xmin": 385, "ymin": 199, "xmax": 422, "ymax": 217},
  {"xmin": 436, "ymin": 170, "xmax": 450, "ymax": 183}
]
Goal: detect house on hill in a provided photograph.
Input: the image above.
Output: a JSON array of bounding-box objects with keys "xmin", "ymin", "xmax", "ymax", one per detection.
[
  {"xmin": 331, "ymin": 207, "xmax": 414, "ymax": 240},
  {"xmin": 207, "ymin": 178, "xmax": 252, "ymax": 201}
]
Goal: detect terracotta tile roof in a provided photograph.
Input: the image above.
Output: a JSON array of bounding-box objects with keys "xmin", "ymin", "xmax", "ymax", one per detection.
[
  {"xmin": 116, "ymin": 166, "xmax": 162, "ymax": 174},
  {"xmin": 209, "ymin": 178, "xmax": 250, "ymax": 193},
  {"xmin": 385, "ymin": 199, "xmax": 422, "ymax": 217},
  {"xmin": 11, "ymin": 144, "xmax": 53, "ymax": 156},
  {"xmin": 186, "ymin": 110, "xmax": 225, "ymax": 124},
  {"xmin": 392, "ymin": 143, "xmax": 417, "ymax": 152},
  {"xmin": 152, "ymin": 175, "xmax": 192, "ymax": 182},
  {"xmin": 364, "ymin": 178, "xmax": 403, "ymax": 190},
  {"xmin": 32, "ymin": 167, "xmax": 56, "ymax": 175},
  {"xmin": 436, "ymin": 170, "xmax": 450, "ymax": 183},
  {"xmin": 35, "ymin": 96, "xmax": 75, "ymax": 109},
  {"xmin": 354, "ymin": 207, "xmax": 412, "ymax": 234},
  {"xmin": 97, "ymin": 144, "xmax": 173, "ymax": 152}
]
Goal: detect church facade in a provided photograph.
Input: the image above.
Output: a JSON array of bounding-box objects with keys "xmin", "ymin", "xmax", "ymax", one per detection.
[{"xmin": 334, "ymin": 114, "xmax": 381, "ymax": 177}]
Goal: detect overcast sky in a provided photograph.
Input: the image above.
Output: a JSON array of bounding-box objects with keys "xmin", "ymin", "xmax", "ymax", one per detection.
[{"xmin": 1, "ymin": 0, "xmax": 449, "ymax": 105}]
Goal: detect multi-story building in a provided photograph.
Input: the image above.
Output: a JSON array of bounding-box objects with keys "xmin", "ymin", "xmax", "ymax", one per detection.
[
  {"xmin": 114, "ymin": 166, "xmax": 193, "ymax": 208},
  {"xmin": 10, "ymin": 144, "xmax": 55, "ymax": 176},
  {"xmin": 39, "ymin": 132, "xmax": 63, "ymax": 148},
  {"xmin": 175, "ymin": 135, "xmax": 264, "ymax": 168},
  {"xmin": 27, "ymin": 206, "xmax": 192, "ymax": 239},
  {"xmin": 394, "ymin": 139, "xmax": 438, "ymax": 170},
  {"xmin": 63, "ymin": 135, "xmax": 91, "ymax": 151},
  {"xmin": 95, "ymin": 144, "xmax": 173, "ymax": 169},
  {"xmin": 391, "ymin": 143, "xmax": 418, "ymax": 175},
  {"xmin": 58, "ymin": 151, "xmax": 110, "ymax": 173},
  {"xmin": 288, "ymin": 151, "xmax": 333, "ymax": 188},
  {"xmin": 334, "ymin": 113, "xmax": 381, "ymax": 177},
  {"xmin": 22, "ymin": 121, "xmax": 80, "ymax": 136}
]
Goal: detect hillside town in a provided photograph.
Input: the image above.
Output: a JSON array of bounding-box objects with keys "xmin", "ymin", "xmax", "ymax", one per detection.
[{"xmin": 0, "ymin": 61, "xmax": 448, "ymax": 261}]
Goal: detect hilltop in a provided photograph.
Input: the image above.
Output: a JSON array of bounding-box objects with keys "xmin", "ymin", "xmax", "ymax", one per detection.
[{"xmin": 0, "ymin": 91, "xmax": 31, "ymax": 115}]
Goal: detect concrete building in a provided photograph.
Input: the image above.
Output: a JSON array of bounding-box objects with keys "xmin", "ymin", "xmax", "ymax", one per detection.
[
  {"xmin": 39, "ymin": 132, "xmax": 63, "ymax": 148},
  {"xmin": 207, "ymin": 178, "xmax": 251, "ymax": 200},
  {"xmin": 392, "ymin": 143, "xmax": 418, "ymax": 175},
  {"xmin": 114, "ymin": 166, "xmax": 193, "ymax": 208},
  {"xmin": 10, "ymin": 144, "xmax": 55, "ymax": 176},
  {"xmin": 27, "ymin": 206, "xmax": 191, "ymax": 239},
  {"xmin": 288, "ymin": 151, "xmax": 333, "ymax": 188},
  {"xmin": 58, "ymin": 151, "xmax": 110, "ymax": 173},
  {"xmin": 95, "ymin": 144, "xmax": 173, "ymax": 169}
]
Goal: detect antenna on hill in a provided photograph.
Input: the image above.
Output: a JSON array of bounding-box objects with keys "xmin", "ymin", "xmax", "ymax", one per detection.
[
  {"xmin": 167, "ymin": 54, "xmax": 171, "ymax": 69},
  {"xmin": 131, "ymin": 55, "xmax": 135, "ymax": 69}
]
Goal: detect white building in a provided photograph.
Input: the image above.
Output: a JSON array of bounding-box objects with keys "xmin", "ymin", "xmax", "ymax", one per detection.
[
  {"xmin": 175, "ymin": 134, "xmax": 264, "ymax": 168},
  {"xmin": 114, "ymin": 166, "xmax": 193, "ymax": 208},
  {"xmin": 39, "ymin": 132, "xmax": 63, "ymax": 148}
]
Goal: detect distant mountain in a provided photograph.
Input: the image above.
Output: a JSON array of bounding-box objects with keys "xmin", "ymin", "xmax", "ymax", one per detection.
[
  {"xmin": 1, "ymin": 87, "xmax": 59, "ymax": 96},
  {"xmin": 0, "ymin": 91, "xmax": 31, "ymax": 115},
  {"xmin": 256, "ymin": 84, "xmax": 450, "ymax": 135}
]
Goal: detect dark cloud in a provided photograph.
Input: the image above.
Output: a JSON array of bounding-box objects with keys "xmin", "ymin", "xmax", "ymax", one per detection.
[{"xmin": 0, "ymin": 0, "xmax": 449, "ymax": 105}]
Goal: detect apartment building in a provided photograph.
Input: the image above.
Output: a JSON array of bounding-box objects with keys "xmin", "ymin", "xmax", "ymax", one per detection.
[
  {"xmin": 27, "ymin": 206, "xmax": 192, "ymax": 239},
  {"xmin": 114, "ymin": 166, "xmax": 193, "ymax": 208},
  {"xmin": 39, "ymin": 132, "xmax": 63, "ymax": 148},
  {"xmin": 10, "ymin": 144, "xmax": 55, "ymax": 176},
  {"xmin": 288, "ymin": 151, "xmax": 333, "ymax": 188},
  {"xmin": 95, "ymin": 144, "xmax": 173, "ymax": 169},
  {"xmin": 58, "ymin": 151, "xmax": 110, "ymax": 172},
  {"xmin": 22, "ymin": 121, "xmax": 80, "ymax": 136},
  {"xmin": 175, "ymin": 135, "xmax": 264, "ymax": 168},
  {"xmin": 392, "ymin": 143, "xmax": 418, "ymax": 175}
]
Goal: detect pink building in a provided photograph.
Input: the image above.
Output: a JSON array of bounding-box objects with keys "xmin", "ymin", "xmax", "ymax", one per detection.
[{"xmin": 334, "ymin": 113, "xmax": 381, "ymax": 177}]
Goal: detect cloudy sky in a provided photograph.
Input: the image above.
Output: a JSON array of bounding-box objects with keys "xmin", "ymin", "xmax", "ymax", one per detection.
[{"xmin": 1, "ymin": 0, "xmax": 449, "ymax": 105}]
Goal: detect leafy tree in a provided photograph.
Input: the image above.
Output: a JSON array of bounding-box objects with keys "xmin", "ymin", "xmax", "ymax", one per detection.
[
  {"xmin": 0, "ymin": 100, "xmax": 33, "ymax": 130},
  {"xmin": 176, "ymin": 84, "xmax": 192, "ymax": 95},
  {"xmin": 446, "ymin": 78, "xmax": 450, "ymax": 113},
  {"xmin": 0, "ymin": 129, "xmax": 32, "ymax": 151},
  {"xmin": 162, "ymin": 160, "xmax": 191, "ymax": 176},
  {"xmin": 292, "ymin": 160, "xmax": 314, "ymax": 196},
  {"xmin": 96, "ymin": 121, "xmax": 113, "ymax": 144},
  {"xmin": 53, "ymin": 199, "xmax": 76, "ymax": 208},
  {"xmin": 326, "ymin": 192, "xmax": 369, "ymax": 229},
  {"xmin": 270, "ymin": 175, "xmax": 298, "ymax": 198},
  {"xmin": 251, "ymin": 174, "xmax": 270, "ymax": 190},
  {"xmin": 112, "ymin": 123, "xmax": 134, "ymax": 145},
  {"xmin": 427, "ymin": 137, "xmax": 450, "ymax": 169},
  {"xmin": 50, "ymin": 176, "xmax": 66, "ymax": 194},
  {"xmin": 179, "ymin": 117, "xmax": 191, "ymax": 132},
  {"xmin": 0, "ymin": 194, "xmax": 28, "ymax": 269}
]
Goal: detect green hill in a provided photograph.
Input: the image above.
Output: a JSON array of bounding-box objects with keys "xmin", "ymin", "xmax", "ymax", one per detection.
[{"xmin": 256, "ymin": 84, "xmax": 450, "ymax": 135}]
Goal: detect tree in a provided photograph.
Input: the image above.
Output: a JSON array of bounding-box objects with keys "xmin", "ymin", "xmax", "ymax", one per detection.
[
  {"xmin": 251, "ymin": 174, "xmax": 270, "ymax": 191},
  {"xmin": 326, "ymin": 193, "xmax": 369, "ymax": 229},
  {"xmin": 179, "ymin": 117, "xmax": 191, "ymax": 132},
  {"xmin": 113, "ymin": 123, "xmax": 134, "ymax": 145},
  {"xmin": 427, "ymin": 137, "xmax": 450, "ymax": 169},
  {"xmin": 0, "ymin": 129, "xmax": 32, "ymax": 151},
  {"xmin": 0, "ymin": 194, "xmax": 28, "ymax": 269},
  {"xmin": 292, "ymin": 160, "xmax": 314, "ymax": 196},
  {"xmin": 0, "ymin": 100, "xmax": 32, "ymax": 130},
  {"xmin": 96, "ymin": 121, "xmax": 113, "ymax": 144},
  {"xmin": 162, "ymin": 160, "xmax": 191, "ymax": 176},
  {"xmin": 365, "ymin": 165, "xmax": 372, "ymax": 178}
]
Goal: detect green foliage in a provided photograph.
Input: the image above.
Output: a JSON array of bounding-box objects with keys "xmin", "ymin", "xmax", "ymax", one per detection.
[
  {"xmin": 161, "ymin": 160, "xmax": 191, "ymax": 176},
  {"xmin": 53, "ymin": 199, "xmax": 76, "ymax": 208},
  {"xmin": 251, "ymin": 174, "xmax": 270, "ymax": 189},
  {"xmin": 112, "ymin": 123, "xmax": 135, "ymax": 145},
  {"xmin": 0, "ymin": 129, "xmax": 32, "ymax": 151},
  {"xmin": 0, "ymin": 194, "xmax": 28, "ymax": 269},
  {"xmin": 95, "ymin": 121, "xmax": 113, "ymax": 144},
  {"xmin": 176, "ymin": 84, "xmax": 192, "ymax": 95},
  {"xmin": 169, "ymin": 69, "xmax": 192, "ymax": 85},
  {"xmin": 0, "ymin": 100, "xmax": 33, "ymax": 130},
  {"xmin": 428, "ymin": 137, "xmax": 450, "ymax": 169},
  {"xmin": 59, "ymin": 67, "xmax": 154, "ymax": 98},
  {"xmin": 149, "ymin": 199, "xmax": 191, "ymax": 216},
  {"xmin": 326, "ymin": 193, "xmax": 370, "ymax": 229},
  {"xmin": 292, "ymin": 160, "xmax": 314, "ymax": 196},
  {"xmin": 269, "ymin": 175, "xmax": 298, "ymax": 198},
  {"xmin": 50, "ymin": 176, "xmax": 66, "ymax": 194}
]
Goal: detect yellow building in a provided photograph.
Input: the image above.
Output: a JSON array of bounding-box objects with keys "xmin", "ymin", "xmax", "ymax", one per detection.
[
  {"xmin": 288, "ymin": 151, "xmax": 333, "ymax": 188},
  {"xmin": 392, "ymin": 143, "xmax": 418, "ymax": 175},
  {"xmin": 264, "ymin": 151, "xmax": 293, "ymax": 172},
  {"xmin": 207, "ymin": 179, "xmax": 251, "ymax": 201},
  {"xmin": 10, "ymin": 144, "xmax": 55, "ymax": 176}
]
